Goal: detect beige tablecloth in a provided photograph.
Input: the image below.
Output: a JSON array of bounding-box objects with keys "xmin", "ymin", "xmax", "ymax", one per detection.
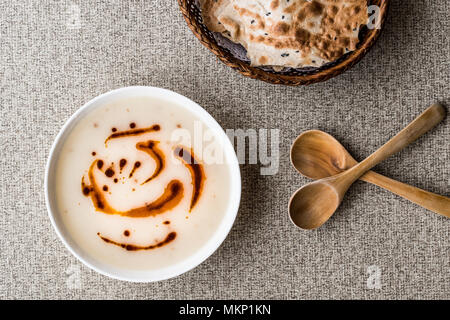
[{"xmin": 0, "ymin": 0, "xmax": 449, "ymax": 299}]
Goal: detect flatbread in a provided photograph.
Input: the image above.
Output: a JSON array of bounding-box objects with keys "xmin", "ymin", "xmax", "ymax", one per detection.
[{"xmin": 199, "ymin": 0, "xmax": 368, "ymax": 68}]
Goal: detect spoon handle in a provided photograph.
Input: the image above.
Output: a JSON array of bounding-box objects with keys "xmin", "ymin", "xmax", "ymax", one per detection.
[
  {"xmin": 361, "ymin": 171, "xmax": 450, "ymax": 217},
  {"xmin": 351, "ymin": 103, "xmax": 446, "ymax": 176}
]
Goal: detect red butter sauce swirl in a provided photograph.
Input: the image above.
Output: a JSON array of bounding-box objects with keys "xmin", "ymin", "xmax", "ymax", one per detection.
[
  {"xmin": 174, "ymin": 146, "xmax": 205, "ymax": 211},
  {"xmin": 97, "ymin": 231, "xmax": 177, "ymax": 251},
  {"xmin": 81, "ymin": 123, "xmax": 205, "ymax": 251},
  {"xmin": 84, "ymin": 159, "xmax": 184, "ymax": 218},
  {"xmin": 136, "ymin": 140, "xmax": 165, "ymax": 184},
  {"xmin": 104, "ymin": 124, "xmax": 160, "ymax": 145}
]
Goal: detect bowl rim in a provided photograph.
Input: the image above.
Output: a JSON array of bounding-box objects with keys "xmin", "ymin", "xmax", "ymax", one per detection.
[
  {"xmin": 178, "ymin": 0, "xmax": 390, "ymax": 85},
  {"xmin": 44, "ymin": 86, "xmax": 242, "ymax": 282}
]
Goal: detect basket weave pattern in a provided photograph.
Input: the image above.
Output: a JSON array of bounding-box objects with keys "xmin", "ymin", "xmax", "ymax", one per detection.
[{"xmin": 178, "ymin": 0, "xmax": 390, "ymax": 85}]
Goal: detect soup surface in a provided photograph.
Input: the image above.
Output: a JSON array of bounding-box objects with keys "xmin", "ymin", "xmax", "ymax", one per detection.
[{"xmin": 55, "ymin": 96, "xmax": 232, "ymax": 270}]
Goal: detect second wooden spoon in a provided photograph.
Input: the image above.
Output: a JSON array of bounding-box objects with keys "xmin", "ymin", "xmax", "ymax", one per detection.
[
  {"xmin": 290, "ymin": 130, "xmax": 450, "ymax": 218},
  {"xmin": 288, "ymin": 103, "xmax": 446, "ymax": 230}
]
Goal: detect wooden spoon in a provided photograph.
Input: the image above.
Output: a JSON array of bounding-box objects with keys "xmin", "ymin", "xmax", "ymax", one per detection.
[
  {"xmin": 290, "ymin": 130, "xmax": 450, "ymax": 218},
  {"xmin": 288, "ymin": 103, "xmax": 446, "ymax": 230}
]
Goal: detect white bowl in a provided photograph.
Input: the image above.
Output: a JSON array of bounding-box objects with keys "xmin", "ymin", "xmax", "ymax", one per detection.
[{"xmin": 45, "ymin": 86, "xmax": 241, "ymax": 282}]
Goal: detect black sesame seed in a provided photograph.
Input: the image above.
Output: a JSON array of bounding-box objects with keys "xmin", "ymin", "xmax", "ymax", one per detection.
[
  {"xmin": 264, "ymin": 33, "xmax": 268, "ymax": 36},
  {"xmin": 251, "ymin": 20, "xmax": 255, "ymax": 24},
  {"xmin": 266, "ymin": 12, "xmax": 271, "ymax": 16},
  {"xmin": 282, "ymin": 15, "xmax": 285, "ymax": 19},
  {"xmin": 281, "ymin": 53, "xmax": 289, "ymax": 57}
]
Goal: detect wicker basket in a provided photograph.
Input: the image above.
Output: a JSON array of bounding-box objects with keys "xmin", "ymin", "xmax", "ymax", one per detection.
[{"xmin": 178, "ymin": 0, "xmax": 390, "ymax": 86}]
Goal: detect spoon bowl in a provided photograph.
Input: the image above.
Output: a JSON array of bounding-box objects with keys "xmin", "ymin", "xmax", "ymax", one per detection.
[
  {"xmin": 289, "ymin": 181, "xmax": 341, "ymax": 230},
  {"xmin": 290, "ymin": 130, "xmax": 356, "ymax": 179}
]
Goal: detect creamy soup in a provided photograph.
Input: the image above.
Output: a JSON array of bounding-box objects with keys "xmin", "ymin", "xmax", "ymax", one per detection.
[{"xmin": 55, "ymin": 96, "xmax": 232, "ymax": 271}]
